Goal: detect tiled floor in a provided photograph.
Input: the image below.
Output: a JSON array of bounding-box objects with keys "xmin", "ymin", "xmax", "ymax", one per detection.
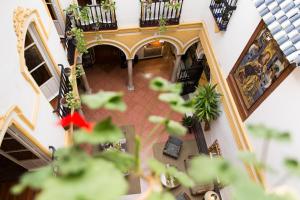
[{"xmin": 82, "ymin": 56, "xmax": 194, "ymax": 155}]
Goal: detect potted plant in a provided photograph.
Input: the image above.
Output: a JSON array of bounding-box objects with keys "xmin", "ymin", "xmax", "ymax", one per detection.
[
  {"xmin": 159, "ymin": 17, "xmax": 167, "ymax": 33},
  {"xmin": 101, "ymin": 0, "xmax": 116, "ymax": 11},
  {"xmin": 64, "ymin": 67, "xmax": 72, "ymax": 77},
  {"xmin": 165, "ymin": 0, "xmax": 181, "ymax": 10},
  {"xmin": 79, "ymin": 6, "xmax": 90, "ymax": 23},
  {"xmin": 64, "ymin": 4, "xmax": 80, "ymax": 19},
  {"xmin": 71, "ymin": 27, "xmax": 88, "ymax": 54},
  {"xmin": 193, "ymin": 83, "xmax": 221, "ymax": 131},
  {"xmin": 60, "ymin": 96, "xmax": 69, "ymax": 108},
  {"xmin": 182, "ymin": 115, "xmax": 193, "ymax": 133},
  {"xmin": 65, "ymin": 91, "xmax": 81, "ymax": 110},
  {"xmin": 75, "ymin": 64, "xmax": 85, "ymax": 78}
]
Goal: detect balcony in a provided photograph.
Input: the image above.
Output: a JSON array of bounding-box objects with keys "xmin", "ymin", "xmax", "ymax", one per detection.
[
  {"xmin": 69, "ymin": 4, "xmax": 118, "ymax": 32},
  {"xmin": 209, "ymin": 0, "xmax": 237, "ymax": 31},
  {"xmin": 140, "ymin": 0, "xmax": 184, "ymax": 27},
  {"xmin": 53, "ymin": 65, "xmax": 72, "ymax": 119}
]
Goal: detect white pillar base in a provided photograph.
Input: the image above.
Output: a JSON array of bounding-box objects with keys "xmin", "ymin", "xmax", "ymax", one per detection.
[{"xmin": 127, "ymin": 85, "xmax": 135, "ymax": 91}]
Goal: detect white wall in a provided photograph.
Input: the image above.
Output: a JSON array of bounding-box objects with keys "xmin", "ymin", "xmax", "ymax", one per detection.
[
  {"xmin": 246, "ymin": 67, "xmax": 300, "ymax": 189},
  {"xmin": 0, "ymin": 0, "xmax": 68, "ymax": 150}
]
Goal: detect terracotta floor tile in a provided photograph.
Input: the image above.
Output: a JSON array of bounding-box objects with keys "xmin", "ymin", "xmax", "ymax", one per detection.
[{"xmin": 82, "ymin": 57, "xmax": 192, "ymax": 154}]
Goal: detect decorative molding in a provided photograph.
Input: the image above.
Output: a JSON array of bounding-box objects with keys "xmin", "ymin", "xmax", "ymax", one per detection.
[
  {"xmin": 84, "ymin": 22, "xmax": 203, "ymax": 59},
  {"xmin": 13, "ymin": 7, "xmax": 35, "ymax": 53}
]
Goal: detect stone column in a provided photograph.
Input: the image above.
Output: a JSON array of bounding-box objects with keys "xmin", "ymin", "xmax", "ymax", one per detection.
[
  {"xmin": 76, "ymin": 55, "xmax": 92, "ymax": 94},
  {"xmin": 127, "ymin": 59, "xmax": 134, "ymax": 91},
  {"xmin": 171, "ymin": 55, "xmax": 182, "ymax": 82},
  {"xmin": 81, "ymin": 73, "xmax": 92, "ymax": 94}
]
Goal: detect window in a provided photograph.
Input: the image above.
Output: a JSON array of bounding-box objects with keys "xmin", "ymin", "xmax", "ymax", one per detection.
[
  {"xmin": 24, "ymin": 32, "xmax": 52, "ymax": 87},
  {"xmin": 44, "ymin": 0, "xmax": 65, "ymax": 37},
  {"xmin": 24, "ymin": 25, "xmax": 60, "ymax": 101},
  {"xmin": 45, "ymin": 0, "xmax": 58, "ymax": 20}
]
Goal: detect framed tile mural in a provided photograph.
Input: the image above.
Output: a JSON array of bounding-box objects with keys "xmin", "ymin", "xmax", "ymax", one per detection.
[{"xmin": 227, "ymin": 20, "xmax": 295, "ymax": 120}]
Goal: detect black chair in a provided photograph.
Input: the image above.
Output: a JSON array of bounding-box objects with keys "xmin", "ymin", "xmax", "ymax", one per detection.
[{"xmin": 163, "ymin": 136, "xmax": 183, "ymax": 159}]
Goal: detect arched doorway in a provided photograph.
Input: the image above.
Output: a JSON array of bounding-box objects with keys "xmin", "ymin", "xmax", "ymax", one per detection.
[
  {"xmin": 132, "ymin": 40, "xmax": 178, "ymax": 82},
  {"xmin": 177, "ymin": 42, "xmax": 210, "ymax": 95},
  {"xmin": 80, "ymin": 44, "xmax": 128, "ymax": 92}
]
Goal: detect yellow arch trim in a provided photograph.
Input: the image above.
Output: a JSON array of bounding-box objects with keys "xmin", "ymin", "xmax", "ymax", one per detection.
[
  {"xmin": 86, "ymin": 39, "xmax": 131, "ymax": 59},
  {"xmin": 182, "ymin": 37, "xmax": 200, "ymax": 55}
]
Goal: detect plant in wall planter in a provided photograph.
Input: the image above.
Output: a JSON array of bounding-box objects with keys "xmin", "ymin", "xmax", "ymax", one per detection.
[
  {"xmin": 140, "ymin": 0, "xmax": 153, "ymax": 10},
  {"xmin": 64, "ymin": 4, "xmax": 80, "ymax": 20},
  {"xmin": 64, "ymin": 67, "xmax": 72, "ymax": 77},
  {"xmin": 66, "ymin": 30, "xmax": 73, "ymax": 40},
  {"xmin": 79, "ymin": 6, "xmax": 90, "ymax": 23},
  {"xmin": 71, "ymin": 27, "xmax": 88, "ymax": 54},
  {"xmin": 101, "ymin": 0, "xmax": 116, "ymax": 11},
  {"xmin": 75, "ymin": 64, "xmax": 85, "ymax": 78},
  {"xmin": 159, "ymin": 17, "xmax": 167, "ymax": 33},
  {"xmin": 165, "ymin": 0, "xmax": 181, "ymax": 10},
  {"xmin": 182, "ymin": 115, "xmax": 193, "ymax": 133},
  {"xmin": 65, "ymin": 91, "xmax": 81, "ymax": 110},
  {"xmin": 193, "ymin": 83, "xmax": 221, "ymax": 131}
]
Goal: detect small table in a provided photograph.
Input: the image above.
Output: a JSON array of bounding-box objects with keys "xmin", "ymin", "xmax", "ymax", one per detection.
[
  {"xmin": 160, "ymin": 164, "xmax": 181, "ymax": 189},
  {"xmin": 204, "ymin": 191, "xmax": 220, "ymax": 200}
]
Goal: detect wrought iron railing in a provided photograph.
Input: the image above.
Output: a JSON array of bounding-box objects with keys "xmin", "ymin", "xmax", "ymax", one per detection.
[
  {"xmin": 65, "ymin": 14, "xmax": 76, "ymax": 65},
  {"xmin": 140, "ymin": 0, "xmax": 184, "ymax": 27},
  {"xmin": 53, "ymin": 64, "xmax": 72, "ymax": 119},
  {"xmin": 209, "ymin": 0, "xmax": 237, "ymax": 31},
  {"xmin": 71, "ymin": 4, "xmax": 117, "ymax": 31},
  {"xmin": 177, "ymin": 58, "xmax": 205, "ymax": 95}
]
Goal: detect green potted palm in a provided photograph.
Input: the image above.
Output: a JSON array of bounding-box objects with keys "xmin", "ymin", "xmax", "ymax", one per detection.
[
  {"xmin": 193, "ymin": 83, "xmax": 221, "ymax": 131},
  {"xmin": 182, "ymin": 115, "xmax": 193, "ymax": 133}
]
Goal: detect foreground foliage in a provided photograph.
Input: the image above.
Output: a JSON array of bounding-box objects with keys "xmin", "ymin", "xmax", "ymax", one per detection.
[{"xmin": 12, "ymin": 78, "xmax": 299, "ymax": 200}]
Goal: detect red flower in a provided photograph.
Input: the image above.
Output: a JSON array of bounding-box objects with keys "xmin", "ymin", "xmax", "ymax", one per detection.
[{"xmin": 59, "ymin": 112, "xmax": 93, "ymax": 131}]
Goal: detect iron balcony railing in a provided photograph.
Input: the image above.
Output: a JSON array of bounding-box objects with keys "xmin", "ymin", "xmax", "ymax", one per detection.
[
  {"xmin": 71, "ymin": 4, "xmax": 117, "ymax": 31},
  {"xmin": 53, "ymin": 64, "xmax": 72, "ymax": 119},
  {"xmin": 140, "ymin": 0, "xmax": 184, "ymax": 27},
  {"xmin": 209, "ymin": 0, "xmax": 237, "ymax": 31}
]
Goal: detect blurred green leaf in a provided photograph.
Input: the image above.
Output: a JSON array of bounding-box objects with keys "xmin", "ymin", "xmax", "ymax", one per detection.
[
  {"xmin": 167, "ymin": 166, "xmax": 194, "ymax": 187},
  {"xmin": 238, "ymin": 151, "xmax": 266, "ymax": 170},
  {"xmin": 159, "ymin": 93, "xmax": 194, "ymax": 114},
  {"xmin": 81, "ymin": 91, "xmax": 126, "ymax": 111},
  {"xmin": 149, "ymin": 115, "xmax": 187, "ymax": 136},
  {"xmin": 134, "ymin": 136, "xmax": 141, "ymax": 172},
  {"xmin": 148, "ymin": 159, "xmax": 194, "ymax": 187},
  {"xmin": 150, "ymin": 77, "xmax": 182, "ymax": 94},
  {"xmin": 148, "ymin": 191, "xmax": 175, "ymax": 200},
  {"xmin": 247, "ymin": 124, "xmax": 291, "ymax": 142},
  {"xmin": 54, "ymin": 147, "xmax": 90, "ymax": 176},
  {"xmin": 188, "ymin": 155, "xmax": 238, "ymax": 185},
  {"xmin": 12, "ymin": 166, "xmax": 53, "ymax": 194},
  {"xmin": 149, "ymin": 115, "xmax": 167, "ymax": 124},
  {"xmin": 36, "ymin": 159, "xmax": 127, "ymax": 200},
  {"xmin": 97, "ymin": 150, "xmax": 134, "ymax": 173},
  {"xmin": 148, "ymin": 158, "xmax": 166, "ymax": 175},
  {"xmin": 284, "ymin": 158, "xmax": 300, "ymax": 176},
  {"xmin": 166, "ymin": 120, "xmax": 187, "ymax": 136},
  {"xmin": 74, "ymin": 117, "xmax": 123, "ymax": 145}
]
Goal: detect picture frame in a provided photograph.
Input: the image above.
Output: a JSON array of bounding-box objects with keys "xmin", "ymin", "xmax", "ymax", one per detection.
[{"xmin": 227, "ymin": 20, "xmax": 295, "ymax": 120}]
